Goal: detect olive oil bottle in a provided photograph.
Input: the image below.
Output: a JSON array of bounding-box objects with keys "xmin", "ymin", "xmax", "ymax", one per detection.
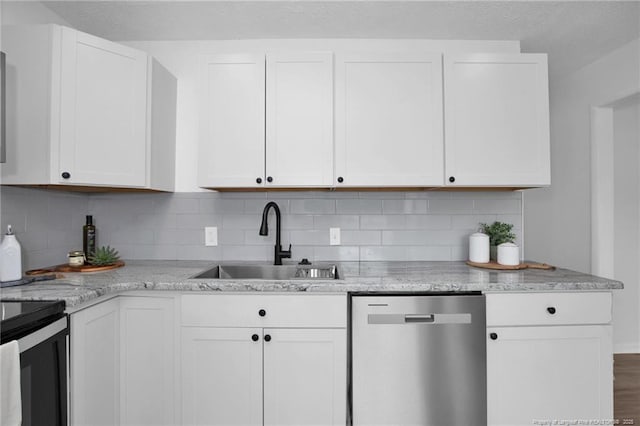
[{"xmin": 83, "ymin": 215, "xmax": 96, "ymax": 259}]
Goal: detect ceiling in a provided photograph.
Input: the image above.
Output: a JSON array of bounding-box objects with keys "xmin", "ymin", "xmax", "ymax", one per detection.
[{"xmin": 37, "ymin": 1, "xmax": 640, "ymax": 76}]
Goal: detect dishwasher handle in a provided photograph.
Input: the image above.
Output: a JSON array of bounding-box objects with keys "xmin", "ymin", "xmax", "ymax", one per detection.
[
  {"xmin": 368, "ymin": 313, "xmax": 472, "ymax": 325},
  {"xmin": 404, "ymin": 314, "xmax": 434, "ymax": 323}
]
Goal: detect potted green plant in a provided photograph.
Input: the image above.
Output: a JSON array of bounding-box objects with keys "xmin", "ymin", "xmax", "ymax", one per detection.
[{"xmin": 479, "ymin": 221, "xmax": 516, "ymax": 261}]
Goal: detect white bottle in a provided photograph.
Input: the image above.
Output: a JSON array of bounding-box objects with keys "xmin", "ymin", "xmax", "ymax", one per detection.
[{"xmin": 0, "ymin": 225, "xmax": 23, "ymax": 282}]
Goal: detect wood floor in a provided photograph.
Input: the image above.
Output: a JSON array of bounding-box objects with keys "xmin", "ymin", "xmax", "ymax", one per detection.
[{"xmin": 614, "ymin": 353, "xmax": 640, "ymax": 424}]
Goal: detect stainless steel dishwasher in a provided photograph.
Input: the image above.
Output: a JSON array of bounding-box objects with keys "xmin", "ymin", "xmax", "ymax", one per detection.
[{"xmin": 350, "ymin": 293, "xmax": 486, "ymax": 426}]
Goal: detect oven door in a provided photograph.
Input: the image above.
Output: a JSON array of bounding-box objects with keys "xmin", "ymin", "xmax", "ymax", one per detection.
[{"xmin": 17, "ymin": 316, "xmax": 68, "ymax": 426}]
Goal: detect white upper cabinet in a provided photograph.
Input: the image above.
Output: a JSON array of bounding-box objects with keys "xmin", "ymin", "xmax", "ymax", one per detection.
[
  {"xmin": 198, "ymin": 52, "xmax": 333, "ymax": 189},
  {"xmin": 265, "ymin": 52, "xmax": 333, "ymax": 187},
  {"xmin": 58, "ymin": 27, "xmax": 148, "ymax": 187},
  {"xmin": 1, "ymin": 24, "xmax": 176, "ymax": 191},
  {"xmin": 444, "ymin": 53, "xmax": 550, "ymax": 187},
  {"xmin": 198, "ymin": 54, "xmax": 266, "ymax": 188},
  {"xmin": 334, "ymin": 53, "xmax": 444, "ymax": 187}
]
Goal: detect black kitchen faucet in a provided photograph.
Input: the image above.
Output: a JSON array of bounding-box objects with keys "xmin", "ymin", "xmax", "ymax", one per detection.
[{"xmin": 259, "ymin": 201, "xmax": 292, "ymax": 265}]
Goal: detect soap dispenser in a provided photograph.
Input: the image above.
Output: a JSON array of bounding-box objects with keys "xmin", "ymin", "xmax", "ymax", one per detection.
[{"xmin": 0, "ymin": 225, "xmax": 23, "ymax": 282}]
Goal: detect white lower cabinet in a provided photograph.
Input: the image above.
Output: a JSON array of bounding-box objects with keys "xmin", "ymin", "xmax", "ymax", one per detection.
[
  {"xmin": 180, "ymin": 294, "xmax": 347, "ymax": 426},
  {"xmin": 486, "ymin": 292, "xmax": 613, "ymax": 426},
  {"xmin": 71, "ymin": 297, "xmax": 120, "ymax": 426},
  {"xmin": 181, "ymin": 327, "xmax": 263, "ymax": 426},
  {"xmin": 70, "ymin": 295, "xmax": 176, "ymax": 426},
  {"xmin": 263, "ymin": 328, "xmax": 346, "ymax": 426},
  {"xmin": 119, "ymin": 296, "xmax": 175, "ymax": 425}
]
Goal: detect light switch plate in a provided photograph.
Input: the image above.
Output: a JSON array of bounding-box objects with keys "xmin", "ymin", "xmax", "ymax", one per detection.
[
  {"xmin": 330, "ymin": 227, "xmax": 341, "ymax": 246},
  {"xmin": 205, "ymin": 227, "xmax": 218, "ymax": 246}
]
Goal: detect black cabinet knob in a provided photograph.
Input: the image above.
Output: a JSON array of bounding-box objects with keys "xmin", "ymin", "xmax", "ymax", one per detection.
[
  {"xmin": 337, "ymin": 176, "xmax": 344, "ymax": 183},
  {"xmin": 251, "ymin": 334, "xmax": 259, "ymax": 342},
  {"xmin": 61, "ymin": 172, "xmax": 71, "ymax": 179},
  {"xmin": 547, "ymin": 307, "xmax": 557, "ymax": 315},
  {"xmin": 489, "ymin": 333, "xmax": 498, "ymax": 340},
  {"xmin": 264, "ymin": 334, "xmax": 271, "ymax": 342},
  {"xmin": 258, "ymin": 309, "xmax": 266, "ymax": 317},
  {"xmin": 449, "ymin": 176, "xmax": 455, "ymax": 183},
  {"xmin": 267, "ymin": 176, "xmax": 273, "ymax": 183},
  {"xmin": 256, "ymin": 177, "xmax": 262, "ymax": 184}
]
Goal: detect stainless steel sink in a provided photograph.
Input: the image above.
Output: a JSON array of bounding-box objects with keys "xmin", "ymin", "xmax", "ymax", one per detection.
[{"xmin": 191, "ymin": 264, "xmax": 339, "ymax": 280}]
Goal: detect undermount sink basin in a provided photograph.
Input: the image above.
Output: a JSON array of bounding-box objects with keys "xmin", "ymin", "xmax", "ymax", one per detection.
[{"xmin": 191, "ymin": 264, "xmax": 339, "ymax": 280}]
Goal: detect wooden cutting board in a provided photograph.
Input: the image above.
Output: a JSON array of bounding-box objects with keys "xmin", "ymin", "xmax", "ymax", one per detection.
[
  {"xmin": 26, "ymin": 260, "xmax": 125, "ymax": 276},
  {"xmin": 466, "ymin": 260, "xmax": 555, "ymax": 271}
]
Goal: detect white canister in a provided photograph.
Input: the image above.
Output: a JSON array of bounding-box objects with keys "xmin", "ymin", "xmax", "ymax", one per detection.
[
  {"xmin": 497, "ymin": 242, "xmax": 520, "ymax": 266},
  {"xmin": 469, "ymin": 232, "xmax": 490, "ymax": 263}
]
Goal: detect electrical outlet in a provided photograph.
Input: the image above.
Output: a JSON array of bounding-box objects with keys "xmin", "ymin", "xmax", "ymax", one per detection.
[
  {"xmin": 330, "ymin": 227, "xmax": 341, "ymax": 246},
  {"xmin": 205, "ymin": 227, "xmax": 218, "ymax": 246}
]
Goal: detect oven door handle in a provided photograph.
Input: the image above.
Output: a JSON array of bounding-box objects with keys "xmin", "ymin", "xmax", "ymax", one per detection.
[{"xmin": 17, "ymin": 316, "xmax": 68, "ymax": 353}]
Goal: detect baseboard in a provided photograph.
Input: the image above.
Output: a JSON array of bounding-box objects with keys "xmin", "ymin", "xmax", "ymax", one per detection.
[{"xmin": 614, "ymin": 343, "xmax": 640, "ymax": 354}]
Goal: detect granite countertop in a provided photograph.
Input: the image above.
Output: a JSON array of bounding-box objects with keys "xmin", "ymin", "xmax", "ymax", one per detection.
[{"xmin": 0, "ymin": 260, "xmax": 623, "ymax": 308}]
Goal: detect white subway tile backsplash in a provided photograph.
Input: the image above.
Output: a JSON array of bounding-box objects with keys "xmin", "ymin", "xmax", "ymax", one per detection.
[
  {"xmin": 313, "ymin": 215, "xmax": 359, "ymax": 230},
  {"xmin": 360, "ymin": 215, "xmax": 406, "ymax": 230},
  {"xmin": 200, "ymin": 198, "xmax": 245, "ymax": 214},
  {"xmin": 336, "ymin": 199, "xmax": 382, "ymax": 214},
  {"xmin": 290, "ymin": 199, "xmax": 335, "ymax": 214},
  {"xmin": 341, "ymin": 230, "xmax": 382, "ymax": 246},
  {"xmin": 314, "ymin": 246, "xmax": 360, "ymax": 261},
  {"xmin": 382, "ymin": 200, "xmax": 428, "ymax": 214},
  {"xmin": 2, "ymin": 188, "xmax": 523, "ymax": 264},
  {"xmin": 406, "ymin": 246, "xmax": 452, "ymax": 261},
  {"xmin": 451, "ymin": 215, "xmax": 498, "ymax": 230},
  {"xmin": 360, "ymin": 246, "xmax": 408, "ymax": 261},
  {"xmin": 474, "ymin": 199, "xmax": 521, "ymax": 214},
  {"xmin": 175, "ymin": 245, "xmax": 221, "ymax": 261},
  {"xmin": 154, "ymin": 229, "xmax": 203, "ymax": 245},
  {"xmin": 404, "ymin": 215, "xmax": 452, "ymax": 229},
  {"xmin": 245, "ymin": 199, "xmax": 290, "ymax": 214},
  {"xmin": 428, "ymin": 199, "xmax": 474, "ymax": 214},
  {"xmin": 218, "ymin": 229, "xmax": 245, "ymax": 245},
  {"xmin": 281, "ymin": 215, "xmax": 314, "ymax": 230},
  {"xmin": 290, "ymin": 230, "xmax": 329, "ymax": 246}
]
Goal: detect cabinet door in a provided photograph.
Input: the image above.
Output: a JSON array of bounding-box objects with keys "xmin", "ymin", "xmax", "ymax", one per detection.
[
  {"xmin": 181, "ymin": 327, "xmax": 263, "ymax": 425},
  {"xmin": 265, "ymin": 52, "xmax": 333, "ymax": 187},
  {"xmin": 58, "ymin": 27, "xmax": 148, "ymax": 187},
  {"xmin": 70, "ymin": 298, "xmax": 120, "ymax": 426},
  {"xmin": 444, "ymin": 54, "xmax": 550, "ymax": 187},
  {"xmin": 120, "ymin": 297, "xmax": 175, "ymax": 425},
  {"xmin": 198, "ymin": 54, "xmax": 265, "ymax": 188},
  {"xmin": 487, "ymin": 325, "xmax": 613, "ymax": 426},
  {"xmin": 335, "ymin": 53, "xmax": 444, "ymax": 187},
  {"xmin": 263, "ymin": 328, "xmax": 346, "ymax": 426}
]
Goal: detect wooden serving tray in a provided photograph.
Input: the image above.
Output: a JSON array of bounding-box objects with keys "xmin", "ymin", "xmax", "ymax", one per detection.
[
  {"xmin": 466, "ymin": 260, "xmax": 555, "ymax": 271},
  {"xmin": 26, "ymin": 260, "xmax": 125, "ymax": 276}
]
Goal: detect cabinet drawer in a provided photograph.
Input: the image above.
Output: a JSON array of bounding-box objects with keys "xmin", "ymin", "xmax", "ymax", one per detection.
[
  {"xmin": 486, "ymin": 292, "xmax": 612, "ymax": 326},
  {"xmin": 181, "ymin": 294, "xmax": 347, "ymax": 328}
]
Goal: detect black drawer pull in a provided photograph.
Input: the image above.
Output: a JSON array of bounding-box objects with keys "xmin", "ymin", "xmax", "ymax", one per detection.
[
  {"xmin": 489, "ymin": 333, "xmax": 498, "ymax": 340},
  {"xmin": 258, "ymin": 309, "xmax": 266, "ymax": 317},
  {"xmin": 251, "ymin": 334, "xmax": 259, "ymax": 342},
  {"xmin": 547, "ymin": 307, "xmax": 556, "ymax": 315}
]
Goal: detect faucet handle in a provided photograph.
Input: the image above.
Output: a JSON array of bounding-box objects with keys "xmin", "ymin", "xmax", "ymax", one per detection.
[{"xmin": 282, "ymin": 244, "xmax": 292, "ymax": 258}]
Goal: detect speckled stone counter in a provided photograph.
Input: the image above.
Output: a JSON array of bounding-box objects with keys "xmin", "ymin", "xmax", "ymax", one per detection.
[{"xmin": 0, "ymin": 260, "xmax": 623, "ymax": 308}]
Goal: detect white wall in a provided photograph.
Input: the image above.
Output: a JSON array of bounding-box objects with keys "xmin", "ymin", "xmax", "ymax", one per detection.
[
  {"xmin": 524, "ymin": 38, "xmax": 640, "ymax": 353},
  {"xmin": 613, "ymin": 97, "xmax": 640, "ymax": 352},
  {"xmin": 124, "ymin": 39, "xmax": 519, "ymax": 192},
  {"xmin": 525, "ymin": 38, "xmax": 640, "ymax": 273},
  {"xmin": 0, "ymin": 1, "xmax": 70, "ymax": 26}
]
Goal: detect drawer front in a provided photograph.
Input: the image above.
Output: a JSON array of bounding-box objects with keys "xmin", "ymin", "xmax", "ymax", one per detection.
[
  {"xmin": 181, "ymin": 294, "xmax": 347, "ymax": 328},
  {"xmin": 486, "ymin": 292, "xmax": 612, "ymax": 326}
]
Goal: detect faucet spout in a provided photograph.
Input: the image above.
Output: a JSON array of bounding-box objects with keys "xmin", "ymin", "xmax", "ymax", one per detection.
[{"xmin": 259, "ymin": 201, "xmax": 292, "ymax": 265}]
